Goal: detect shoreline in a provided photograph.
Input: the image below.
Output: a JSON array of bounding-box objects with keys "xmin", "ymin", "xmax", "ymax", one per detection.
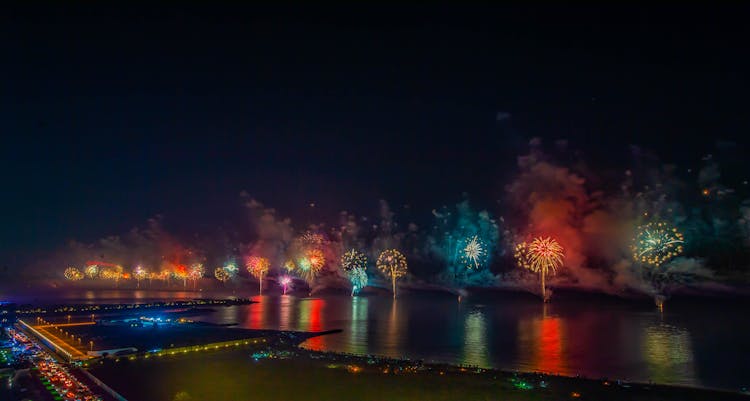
[
  {"xmin": 88, "ymin": 337, "xmax": 750, "ymax": 401},
  {"xmin": 296, "ymin": 345, "xmax": 749, "ymax": 397}
]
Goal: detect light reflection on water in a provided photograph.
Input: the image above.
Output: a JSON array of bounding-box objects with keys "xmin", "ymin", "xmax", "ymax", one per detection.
[
  {"xmin": 517, "ymin": 306, "xmax": 567, "ymax": 375},
  {"xmin": 348, "ymin": 297, "xmax": 368, "ymax": 354},
  {"xmin": 462, "ymin": 309, "xmax": 489, "ymax": 367},
  {"xmin": 9, "ymin": 290, "xmax": 746, "ymax": 390},
  {"xmin": 643, "ymin": 323, "xmax": 696, "ymax": 384},
  {"xmin": 201, "ymin": 295, "xmax": 742, "ymax": 389}
]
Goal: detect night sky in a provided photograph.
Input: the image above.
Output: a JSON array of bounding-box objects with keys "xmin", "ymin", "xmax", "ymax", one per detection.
[{"xmin": 3, "ymin": 5, "xmax": 749, "ymax": 266}]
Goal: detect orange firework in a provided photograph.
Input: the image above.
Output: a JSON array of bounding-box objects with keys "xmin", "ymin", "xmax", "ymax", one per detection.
[
  {"xmin": 515, "ymin": 237, "xmax": 563, "ymax": 302},
  {"xmin": 306, "ymin": 249, "xmax": 325, "ymax": 271},
  {"xmin": 214, "ymin": 267, "xmax": 230, "ymax": 283},
  {"xmin": 171, "ymin": 263, "xmax": 189, "ymax": 287},
  {"xmin": 64, "ymin": 267, "xmax": 84, "ymax": 281},
  {"xmin": 246, "ymin": 256, "xmax": 270, "ymax": 294},
  {"xmin": 377, "ymin": 249, "xmax": 408, "ymax": 298}
]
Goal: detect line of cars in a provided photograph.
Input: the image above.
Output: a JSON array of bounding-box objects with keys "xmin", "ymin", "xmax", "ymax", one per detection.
[{"xmin": 6, "ymin": 327, "xmax": 103, "ymax": 401}]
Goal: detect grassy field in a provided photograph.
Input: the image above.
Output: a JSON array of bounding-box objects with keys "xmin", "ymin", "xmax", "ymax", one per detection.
[{"xmin": 88, "ymin": 348, "xmax": 750, "ymax": 401}]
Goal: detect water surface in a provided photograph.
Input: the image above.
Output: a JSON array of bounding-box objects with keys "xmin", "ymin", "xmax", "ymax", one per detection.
[{"xmin": 5, "ymin": 288, "xmax": 748, "ymax": 390}]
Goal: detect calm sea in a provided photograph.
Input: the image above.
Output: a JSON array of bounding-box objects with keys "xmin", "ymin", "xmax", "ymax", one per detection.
[{"xmin": 5, "ymin": 288, "xmax": 748, "ymax": 391}]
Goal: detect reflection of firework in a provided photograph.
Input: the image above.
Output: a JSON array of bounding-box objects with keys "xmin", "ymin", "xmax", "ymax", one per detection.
[
  {"xmin": 246, "ymin": 256, "xmax": 270, "ymax": 293},
  {"xmin": 341, "ymin": 249, "xmax": 367, "ymax": 272},
  {"xmin": 632, "ymin": 222, "xmax": 685, "ymax": 267},
  {"xmin": 347, "ymin": 267, "xmax": 368, "ymax": 296},
  {"xmin": 64, "ymin": 267, "xmax": 84, "ymax": 281},
  {"xmin": 460, "ymin": 235, "xmax": 487, "ymax": 269},
  {"xmin": 214, "ymin": 267, "xmax": 230, "ymax": 282},
  {"xmin": 515, "ymin": 237, "xmax": 563, "ymax": 301},
  {"xmin": 377, "ymin": 249, "xmax": 407, "ymax": 298}
]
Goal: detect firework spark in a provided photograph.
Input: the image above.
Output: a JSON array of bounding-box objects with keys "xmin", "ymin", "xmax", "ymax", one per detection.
[
  {"xmin": 188, "ymin": 263, "xmax": 204, "ymax": 288},
  {"xmin": 307, "ymin": 249, "xmax": 325, "ymax": 270},
  {"xmin": 377, "ymin": 249, "xmax": 408, "ymax": 298},
  {"xmin": 246, "ymin": 256, "xmax": 270, "ymax": 293},
  {"xmin": 301, "ymin": 231, "xmax": 326, "ymax": 246},
  {"xmin": 98, "ymin": 264, "xmax": 124, "ymax": 287},
  {"xmin": 279, "ymin": 275, "xmax": 293, "ymax": 294},
  {"xmin": 64, "ymin": 267, "xmax": 84, "ymax": 281},
  {"xmin": 347, "ymin": 267, "xmax": 368, "ymax": 296},
  {"xmin": 133, "ymin": 266, "xmax": 148, "ymax": 287},
  {"xmin": 515, "ymin": 237, "xmax": 564, "ymax": 301},
  {"xmin": 223, "ymin": 262, "xmax": 239, "ymax": 278},
  {"xmin": 460, "ymin": 235, "xmax": 487, "ymax": 270},
  {"xmin": 84, "ymin": 264, "xmax": 99, "ymax": 279},
  {"xmin": 341, "ymin": 249, "xmax": 367, "ymax": 272},
  {"xmin": 214, "ymin": 267, "xmax": 230, "ymax": 283},
  {"xmin": 159, "ymin": 268, "xmax": 172, "ymax": 284},
  {"xmin": 632, "ymin": 221, "xmax": 685, "ymax": 267},
  {"xmin": 172, "ymin": 263, "xmax": 189, "ymax": 287},
  {"xmin": 296, "ymin": 249, "xmax": 325, "ymax": 284}
]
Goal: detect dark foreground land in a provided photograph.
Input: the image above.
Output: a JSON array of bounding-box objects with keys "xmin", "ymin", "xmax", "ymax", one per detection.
[{"xmin": 89, "ymin": 347, "xmax": 750, "ymax": 401}]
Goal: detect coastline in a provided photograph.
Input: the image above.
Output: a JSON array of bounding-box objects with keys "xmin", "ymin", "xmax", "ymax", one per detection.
[{"xmin": 88, "ymin": 340, "xmax": 750, "ymax": 401}]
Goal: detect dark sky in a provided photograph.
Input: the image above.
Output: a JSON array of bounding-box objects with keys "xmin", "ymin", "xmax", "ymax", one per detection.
[{"xmin": 2, "ymin": 4, "xmax": 749, "ymax": 264}]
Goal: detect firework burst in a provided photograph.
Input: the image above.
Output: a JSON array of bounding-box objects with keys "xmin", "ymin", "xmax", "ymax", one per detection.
[
  {"xmin": 172, "ymin": 264, "xmax": 189, "ymax": 288},
  {"xmin": 225, "ymin": 262, "xmax": 238, "ymax": 273},
  {"xmin": 632, "ymin": 221, "xmax": 685, "ymax": 267},
  {"xmin": 307, "ymin": 249, "xmax": 325, "ymax": 270},
  {"xmin": 99, "ymin": 264, "xmax": 124, "ymax": 287},
  {"xmin": 347, "ymin": 268, "xmax": 368, "ymax": 296},
  {"xmin": 159, "ymin": 268, "xmax": 172, "ymax": 284},
  {"xmin": 188, "ymin": 263, "xmax": 204, "ymax": 279},
  {"xmin": 246, "ymin": 256, "xmax": 270, "ymax": 293},
  {"xmin": 84, "ymin": 264, "xmax": 99, "ymax": 279},
  {"xmin": 279, "ymin": 275, "xmax": 293, "ymax": 294},
  {"xmin": 188, "ymin": 263, "xmax": 204, "ymax": 288},
  {"xmin": 133, "ymin": 266, "xmax": 148, "ymax": 287},
  {"xmin": 377, "ymin": 249, "xmax": 408, "ymax": 298},
  {"xmin": 301, "ymin": 231, "xmax": 326, "ymax": 246},
  {"xmin": 515, "ymin": 237, "xmax": 564, "ymax": 301},
  {"xmin": 341, "ymin": 249, "xmax": 367, "ymax": 273},
  {"xmin": 460, "ymin": 235, "xmax": 487, "ymax": 270},
  {"xmin": 64, "ymin": 267, "xmax": 84, "ymax": 281},
  {"xmin": 296, "ymin": 249, "xmax": 325, "ymax": 284},
  {"xmin": 214, "ymin": 267, "xmax": 230, "ymax": 283}
]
